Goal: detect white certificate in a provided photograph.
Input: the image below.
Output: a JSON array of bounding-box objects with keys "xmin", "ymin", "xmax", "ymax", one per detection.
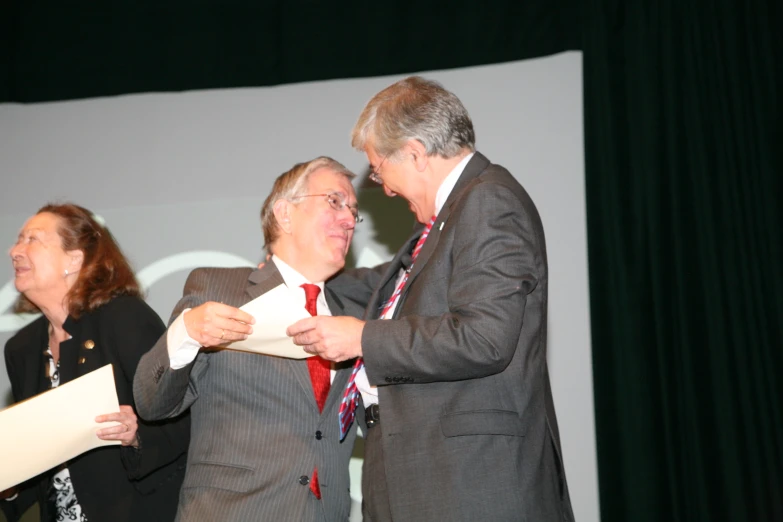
[
  {"xmin": 228, "ymin": 283, "xmax": 312, "ymax": 359},
  {"xmin": 0, "ymin": 364, "xmax": 121, "ymax": 491}
]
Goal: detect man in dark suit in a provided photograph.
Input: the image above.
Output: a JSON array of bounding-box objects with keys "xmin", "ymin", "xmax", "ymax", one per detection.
[
  {"xmin": 288, "ymin": 77, "xmax": 575, "ymax": 521},
  {"xmin": 133, "ymin": 157, "xmax": 373, "ymax": 522}
]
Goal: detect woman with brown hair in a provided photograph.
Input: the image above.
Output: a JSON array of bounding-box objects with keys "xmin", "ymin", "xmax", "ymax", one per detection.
[{"xmin": 1, "ymin": 203, "xmax": 188, "ymax": 522}]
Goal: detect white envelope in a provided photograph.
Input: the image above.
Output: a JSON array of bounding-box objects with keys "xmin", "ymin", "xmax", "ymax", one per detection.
[
  {"xmin": 0, "ymin": 364, "xmax": 121, "ymax": 491},
  {"xmin": 227, "ymin": 283, "xmax": 313, "ymax": 359}
]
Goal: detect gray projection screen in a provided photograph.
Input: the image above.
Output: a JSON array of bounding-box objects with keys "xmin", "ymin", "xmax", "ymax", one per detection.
[{"xmin": 0, "ymin": 52, "xmax": 597, "ymax": 522}]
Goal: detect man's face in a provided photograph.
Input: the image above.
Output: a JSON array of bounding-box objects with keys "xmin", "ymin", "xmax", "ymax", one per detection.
[
  {"xmin": 288, "ymin": 168, "xmax": 358, "ymax": 277},
  {"xmin": 365, "ymin": 145, "xmax": 430, "ymax": 224}
]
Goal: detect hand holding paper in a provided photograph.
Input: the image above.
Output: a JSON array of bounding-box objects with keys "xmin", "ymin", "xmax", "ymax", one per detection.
[
  {"xmin": 227, "ymin": 284, "xmax": 313, "ymax": 359},
  {"xmin": 288, "ymin": 315, "xmax": 365, "ymax": 362},
  {"xmin": 0, "ymin": 364, "xmax": 122, "ymax": 491},
  {"xmin": 184, "ymin": 302, "xmax": 255, "ymax": 347},
  {"xmin": 96, "ymin": 404, "xmax": 139, "ymax": 447}
]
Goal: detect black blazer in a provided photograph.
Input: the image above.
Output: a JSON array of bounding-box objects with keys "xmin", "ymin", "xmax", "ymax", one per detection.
[{"xmin": 3, "ymin": 295, "xmax": 189, "ymax": 522}]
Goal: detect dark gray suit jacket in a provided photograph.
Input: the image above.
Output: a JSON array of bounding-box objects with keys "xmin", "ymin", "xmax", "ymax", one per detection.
[
  {"xmin": 133, "ymin": 263, "xmax": 368, "ymax": 522},
  {"xmin": 361, "ymin": 152, "xmax": 575, "ymax": 521}
]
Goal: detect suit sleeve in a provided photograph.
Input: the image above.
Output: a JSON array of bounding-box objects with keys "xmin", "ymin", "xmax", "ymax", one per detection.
[
  {"xmin": 99, "ymin": 296, "xmax": 191, "ymax": 486},
  {"xmin": 329, "ymin": 263, "xmax": 390, "ymax": 314},
  {"xmin": 362, "ymin": 181, "xmax": 542, "ymax": 384},
  {"xmin": 133, "ymin": 268, "xmax": 212, "ymax": 421},
  {"xmin": 2, "ymin": 341, "xmax": 44, "ymax": 521},
  {"xmin": 4, "ymin": 340, "xmax": 25, "ymax": 403}
]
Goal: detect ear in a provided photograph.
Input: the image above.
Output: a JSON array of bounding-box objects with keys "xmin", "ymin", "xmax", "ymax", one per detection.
[
  {"xmin": 273, "ymin": 199, "xmax": 294, "ymax": 234},
  {"xmin": 406, "ymin": 139, "xmax": 429, "ymax": 172},
  {"xmin": 66, "ymin": 249, "xmax": 84, "ymax": 272}
]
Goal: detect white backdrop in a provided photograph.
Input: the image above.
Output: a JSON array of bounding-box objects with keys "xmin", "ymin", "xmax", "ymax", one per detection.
[{"xmin": 0, "ymin": 51, "xmax": 597, "ymax": 522}]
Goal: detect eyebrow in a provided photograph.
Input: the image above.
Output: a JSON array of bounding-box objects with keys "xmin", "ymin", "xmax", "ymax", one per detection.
[{"xmin": 18, "ymin": 227, "xmax": 44, "ymax": 237}]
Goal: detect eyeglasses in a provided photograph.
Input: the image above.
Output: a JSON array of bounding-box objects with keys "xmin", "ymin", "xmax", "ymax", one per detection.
[
  {"xmin": 292, "ymin": 191, "xmax": 363, "ymax": 223},
  {"xmin": 369, "ymin": 154, "xmax": 388, "ymax": 185}
]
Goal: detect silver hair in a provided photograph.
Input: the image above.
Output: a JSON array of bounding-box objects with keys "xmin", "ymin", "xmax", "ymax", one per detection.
[
  {"xmin": 260, "ymin": 156, "xmax": 355, "ymax": 249},
  {"xmin": 351, "ymin": 76, "xmax": 476, "ymax": 159}
]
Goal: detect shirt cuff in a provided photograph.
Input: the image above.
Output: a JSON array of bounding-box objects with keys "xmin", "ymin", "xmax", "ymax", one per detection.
[{"xmin": 167, "ymin": 310, "xmax": 202, "ymax": 370}]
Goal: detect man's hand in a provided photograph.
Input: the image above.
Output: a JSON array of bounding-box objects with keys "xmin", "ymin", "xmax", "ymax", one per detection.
[
  {"xmin": 96, "ymin": 405, "xmax": 140, "ymax": 447},
  {"xmin": 184, "ymin": 302, "xmax": 255, "ymax": 347},
  {"xmin": 287, "ymin": 316, "xmax": 365, "ymax": 362}
]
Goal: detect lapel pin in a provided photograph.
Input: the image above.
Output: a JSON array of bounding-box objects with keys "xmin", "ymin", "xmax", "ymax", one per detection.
[{"xmin": 438, "ymin": 222, "xmax": 444, "ymax": 231}]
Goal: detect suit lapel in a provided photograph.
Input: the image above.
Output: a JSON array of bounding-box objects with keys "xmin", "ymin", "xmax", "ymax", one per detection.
[
  {"xmin": 17, "ymin": 318, "xmax": 50, "ymax": 399},
  {"xmin": 245, "ymin": 263, "xmax": 285, "ymax": 303},
  {"xmin": 397, "ymin": 152, "xmax": 491, "ymax": 310},
  {"xmin": 245, "ymin": 262, "xmax": 317, "ymax": 410},
  {"xmin": 366, "ymin": 230, "xmax": 422, "ymax": 319}
]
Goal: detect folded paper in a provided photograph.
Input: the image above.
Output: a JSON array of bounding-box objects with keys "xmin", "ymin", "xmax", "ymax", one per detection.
[
  {"xmin": 0, "ymin": 364, "xmax": 121, "ymax": 491},
  {"xmin": 228, "ymin": 283, "xmax": 313, "ymax": 359}
]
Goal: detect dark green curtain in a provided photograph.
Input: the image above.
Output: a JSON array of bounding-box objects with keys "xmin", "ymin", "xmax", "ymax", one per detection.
[
  {"xmin": 0, "ymin": 2, "xmax": 578, "ymax": 103},
  {"xmin": 3, "ymin": 2, "xmax": 782, "ymax": 521},
  {"xmin": 584, "ymin": 1, "xmax": 782, "ymax": 520}
]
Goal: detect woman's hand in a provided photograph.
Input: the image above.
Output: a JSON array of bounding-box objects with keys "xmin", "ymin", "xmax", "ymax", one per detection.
[{"xmin": 96, "ymin": 405, "xmax": 139, "ymax": 448}]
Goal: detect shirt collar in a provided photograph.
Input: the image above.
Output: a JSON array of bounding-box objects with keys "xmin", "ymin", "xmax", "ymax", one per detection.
[
  {"xmin": 434, "ymin": 152, "xmax": 475, "ymax": 215},
  {"xmin": 270, "ymin": 255, "xmax": 325, "ymax": 293}
]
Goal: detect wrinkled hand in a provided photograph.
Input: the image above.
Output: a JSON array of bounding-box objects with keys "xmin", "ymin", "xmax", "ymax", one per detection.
[
  {"xmin": 96, "ymin": 405, "xmax": 140, "ymax": 448},
  {"xmin": 287, "ymin": 316, "xmax": 365, "ymax": 362},
  {"xmin": 184, "ymin": 302, "xmax": 255, "ymax": 347}
]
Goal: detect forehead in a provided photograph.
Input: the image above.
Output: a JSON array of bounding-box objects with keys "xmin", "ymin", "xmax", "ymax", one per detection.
[
  {"xmin": 306, "ymin": 168, "xmax": 356, "ymax": 198},
  {"xmin": 20, "ymin": 212, "xmax": 60, "ymax": 235}
]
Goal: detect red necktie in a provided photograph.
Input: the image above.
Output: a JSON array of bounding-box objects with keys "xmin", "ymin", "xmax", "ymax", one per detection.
[{"xmin": 301, "ymin": 283, "xmax": 330, "ymax": 499}]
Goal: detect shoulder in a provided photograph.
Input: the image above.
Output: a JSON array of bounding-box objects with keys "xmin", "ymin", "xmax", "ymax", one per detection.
[
  {"xmin": 461, "ymin": 159, "xmax": 542, "ymax": 219},
  {"xmin": 185, "ymin": 266, "xmax": 255, "ymax": 287},
  {"xmin": 4, "ymin": 314, "xmax": 46, "ymax": 359},
  {"xmin": 90, "ymin": 294, "xmax": 164, "ymax": 328}
]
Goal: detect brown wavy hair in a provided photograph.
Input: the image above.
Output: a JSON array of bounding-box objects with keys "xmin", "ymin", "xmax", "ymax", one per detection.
[{"xmin": 16, "ymin": 203, "xmax": 141, "ymax": 318}]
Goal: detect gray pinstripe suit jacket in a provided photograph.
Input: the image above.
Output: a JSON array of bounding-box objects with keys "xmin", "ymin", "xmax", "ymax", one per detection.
[{"xmin": 133, "ymin": 262, "xmax": 367, "ymax": 522}]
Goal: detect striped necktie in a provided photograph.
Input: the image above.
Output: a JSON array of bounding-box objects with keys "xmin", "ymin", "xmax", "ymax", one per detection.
[{"xmin": 338, "ymin": 216, "xmax": 436, "ymax": 440}]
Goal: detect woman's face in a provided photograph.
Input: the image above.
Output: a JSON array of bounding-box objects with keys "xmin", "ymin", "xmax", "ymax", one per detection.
[{"xmin": 9, "ymin": 212, "xmax": 75, "ymax": 302}]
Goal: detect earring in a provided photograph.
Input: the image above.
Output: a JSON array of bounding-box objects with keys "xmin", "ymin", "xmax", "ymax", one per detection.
[{"xmin": 64, "ymin": 269, "xmax": 69, "ymax": 276}]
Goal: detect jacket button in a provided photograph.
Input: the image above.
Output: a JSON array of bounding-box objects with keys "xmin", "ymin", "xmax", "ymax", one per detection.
[
  {"xmin": 298, "ymin": 475, "xmax": 310, "ymax": 486},
  {"xmin": 385, "ymin": 377, "xmax": 393, "ymax": 383},
  {"xmin": 78, "ymin": 357, "xmax": 86, "ymax": 364},
  {"xmin": 83, "ymin": 340, "xmax": 95, "ymax": 349},
  {"xmin": 315, "ymin": 431, "xmax": 322, "ymax": 440}
]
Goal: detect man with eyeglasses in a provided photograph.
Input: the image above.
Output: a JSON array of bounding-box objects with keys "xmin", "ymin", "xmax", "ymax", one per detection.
[
  {"xmin": 133, "ymin": 157, "xmax": 376, "ymax": 522},
  {"xmin": 288, "ymin": 78, "xmax": 575, "ymax": 521}
]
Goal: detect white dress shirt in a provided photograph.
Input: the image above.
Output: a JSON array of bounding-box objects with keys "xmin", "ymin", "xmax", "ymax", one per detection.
[
  {"xmin": 356, "ymin": 152, "xmax": 475, "ymax": 407},
  {"xmin": 167, "ymin": 255, "xmax": 335, "ymax": 381}
]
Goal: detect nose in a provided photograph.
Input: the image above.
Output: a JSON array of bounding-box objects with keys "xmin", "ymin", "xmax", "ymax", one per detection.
[
  {"xmin": 337, "ymin": 207, "xmax": 357, "ymax": 229},
  {"xmin": 9, "ymin": 243, "xmax": 22, "ymax": 259}
]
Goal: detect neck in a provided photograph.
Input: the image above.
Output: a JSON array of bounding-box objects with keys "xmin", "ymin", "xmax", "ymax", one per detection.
[
  {"xmin": 273, "ymin": 249, "xmax": 333, "ymax": 284},
  {"xmin": 422, "ymin": 150, "xmax": 472, "ymax": 218},
  {"xmin": 28, "ymin": 291, "xmax": 70, "ymax": 337}
]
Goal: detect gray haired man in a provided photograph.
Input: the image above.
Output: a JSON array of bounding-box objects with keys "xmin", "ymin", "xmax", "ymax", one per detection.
[{"xmin": 289, "ymin": 78, "xmax": 575, "ymax": 521}]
